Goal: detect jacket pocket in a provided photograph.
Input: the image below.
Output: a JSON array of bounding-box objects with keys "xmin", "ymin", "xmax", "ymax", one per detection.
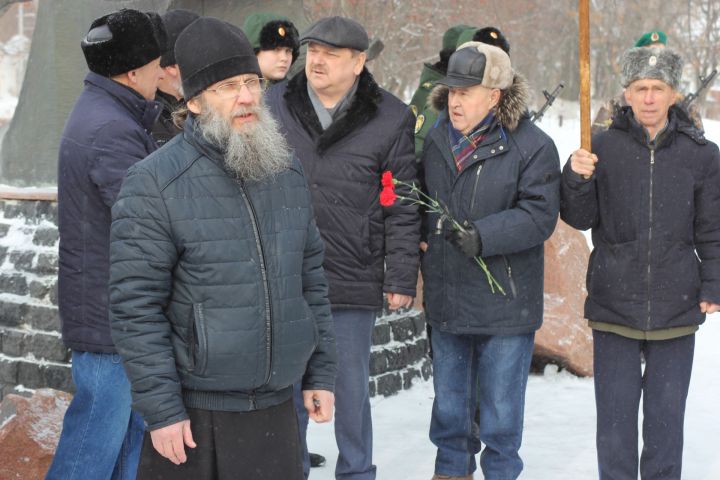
[{"xmin": 192, "ymin": 303, "xmax": 209, "ymax": 376}]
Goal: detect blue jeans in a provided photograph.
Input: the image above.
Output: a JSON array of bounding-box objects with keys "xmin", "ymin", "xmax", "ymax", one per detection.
[
  {"xmin": 594, "ymin": 330, "xmax": 695, "ymax": 480},
  {"xmin": 46, "ymin": 351, "xmax": 145, "ymax": 480},
  {"xmin": 295, "ymin": 308, "xmax": 376, "ymax": 479},
  {"xmin": 430, "ymin": 329, "xmax": 535, "ymax": 480}
]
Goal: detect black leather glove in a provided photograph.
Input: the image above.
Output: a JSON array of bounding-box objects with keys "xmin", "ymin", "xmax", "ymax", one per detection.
[{"xmin": 446, "ymin": 223, "xmax": 482, "ymax": 258}]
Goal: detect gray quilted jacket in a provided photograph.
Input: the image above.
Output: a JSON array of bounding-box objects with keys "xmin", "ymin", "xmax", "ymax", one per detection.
[{"xmin": 109, "ymin": 117, "xmax": 336, "ymax": 430}]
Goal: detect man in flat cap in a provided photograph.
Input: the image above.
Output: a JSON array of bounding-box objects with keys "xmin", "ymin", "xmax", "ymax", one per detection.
[
  {"xmin": 267, "ymin": 15, "xmax": 420, "ymax": 480},
  {"xmin": 562, "ymin": 46, "xmax": 720, "ymax": 479},
  {"xmin": 108, "ymin": 17, "xmax": 336, "ymax": 479},
  {"xmin": 151, "ymin": 9, "xmax": 199, "ymax": 147},
  {"xmin": 243, "ymin": 12, "xmax": 300, "ymax": 85},
  {"xmin": 47, "ymin": 8, "xmax": 166, "ymax": 480}
]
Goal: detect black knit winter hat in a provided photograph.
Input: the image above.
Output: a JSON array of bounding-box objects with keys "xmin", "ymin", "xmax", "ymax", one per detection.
[
  {"xmin": 81, "ymin": 9, "xmax": 167, "ymax": 77},
  {"xmin": 243, "ymin": 13, "xmax": 300, "ymax": 63},
  {"xmin": 176, "ymin": 17, "xmax": 262, "ymax": 100},
  {"xmin": 160, "ymin": 9, "xmax": 199, "ymax": 67}
]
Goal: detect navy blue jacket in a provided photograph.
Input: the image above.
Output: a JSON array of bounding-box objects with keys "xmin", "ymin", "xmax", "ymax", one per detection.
[
  {"xmin": 561, "ymin": 106, "xmax": 720, "ymax": 330},
  {"xmin": 266, "ymin": 69, "xmax": 420, "ymax": 310},
  {"xmin": 57, "ymin": 72, "xmax": 160, "ymax": 353},
  {"xmin": 110, "ymin": 118, "xmax": 335, "ymax": 429},
  {"xmin": 421, "ymin": 77, "xmax": 560, "ymax": 335}
]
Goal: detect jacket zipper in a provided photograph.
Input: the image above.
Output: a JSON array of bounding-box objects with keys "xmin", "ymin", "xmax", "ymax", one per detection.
[
  {"xmin": 502, "ymin": 255, "xmax": 518, "ymax": 298},
  {"xmin": 469, "ymin": 162, "xmax": 484, "ymax": 213},
  {"xmin": 646, "ymin": 148, "xmax": 655, "ymax": 329},
  {"xmin": 238, "ymin": 182, "xmax": 274, "ymax": 387}
]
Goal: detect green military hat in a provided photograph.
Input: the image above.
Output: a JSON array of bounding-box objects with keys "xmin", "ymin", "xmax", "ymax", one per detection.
[
  {"xmin": 242, "ymin": 12, "xmax": 300, "ymax": 62},
  {"xmin": 455, "ymin": 27, "xmax": 478, "ymax": 49},
  {"xmin": 443, "ymin": 24, "xmax": 473, "ymax": 51},
  {"xmin": 634, "ymin": 30, "xmax": 668, "ymax": 48}
]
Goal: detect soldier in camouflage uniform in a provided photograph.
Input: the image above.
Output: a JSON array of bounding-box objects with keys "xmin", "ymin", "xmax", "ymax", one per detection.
[{"xmin": 592, "ymin": 30, "xmax": 703, "ymax": 135}]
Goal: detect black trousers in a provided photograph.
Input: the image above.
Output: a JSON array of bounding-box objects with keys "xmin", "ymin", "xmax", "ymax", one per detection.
[
  {"xmin": 137, "ymin": 398, "xmax": 303, "ymax": 480},
  {"xmin": 593, "ymin": 330, "xmax": 695, "ymax": 480}
]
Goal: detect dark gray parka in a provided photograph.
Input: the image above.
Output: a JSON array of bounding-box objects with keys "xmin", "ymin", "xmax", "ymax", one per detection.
[
  {"xmin": 421, "ymin": 75, "xmax": 561, "ymax": 335},
  {"xmin": 109, "ymin": 117, "xmax": 336, "ymax": 430},
  {"xmin": 561, "ymin": 106, "xmax": 720, "ymax": 330}
]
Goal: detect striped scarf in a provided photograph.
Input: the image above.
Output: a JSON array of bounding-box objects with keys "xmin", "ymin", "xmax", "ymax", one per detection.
[{"xmin": 449, "ymin": 112, "xmax": 496, "ymax": 171}]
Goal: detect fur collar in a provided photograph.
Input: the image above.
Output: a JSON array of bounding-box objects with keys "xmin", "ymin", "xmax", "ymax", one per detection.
[
  {"xmin": 428, "ymin": 73, "xmax": 531, "ymax": 131},
  {"xmin": 284, "ymin": 68, "xmax": 383, "ymax": 153}
]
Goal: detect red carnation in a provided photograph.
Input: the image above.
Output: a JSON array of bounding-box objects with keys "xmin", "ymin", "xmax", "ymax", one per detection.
[
  {"xmin": 381, "ymin": 171, "xmax": 395, "ymax": 188},
  {"xmin": 379, "ymin": 186, "xmax": 398, "ymax": 207}
]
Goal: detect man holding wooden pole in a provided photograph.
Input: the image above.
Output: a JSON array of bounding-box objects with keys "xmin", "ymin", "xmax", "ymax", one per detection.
[{"xmin": 561, "ymin": 39, "xmax": 720, "ymax": 479}]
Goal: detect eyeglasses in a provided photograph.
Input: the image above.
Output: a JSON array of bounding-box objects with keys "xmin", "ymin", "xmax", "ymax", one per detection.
[{"xmin": 205, "ymin": 77, "xmax": 265, "ymax": 98}]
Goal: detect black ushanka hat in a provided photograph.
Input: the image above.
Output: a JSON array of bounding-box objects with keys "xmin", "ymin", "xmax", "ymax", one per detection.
[
  {"xmin": 243, "ymin": 13, "xmax": 300, "ymax": 64},
  {"xmin": 176, "ymin": 17, "xmax": 261, "ymax": 100},
  {"xmin": 81, "ymin": 9, "xmax": 167, "ymax": 77}
]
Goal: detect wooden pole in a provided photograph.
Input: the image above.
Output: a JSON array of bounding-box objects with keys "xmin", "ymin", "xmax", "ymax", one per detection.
[{"xmin": 579, "ymin": 0, "xmax": 591, "ymax": 152}]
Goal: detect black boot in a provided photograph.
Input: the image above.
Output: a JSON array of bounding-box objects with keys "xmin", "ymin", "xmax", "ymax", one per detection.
[{"xmin": 309, "ymin": 452, "xmax": 326, "ymax": 468}]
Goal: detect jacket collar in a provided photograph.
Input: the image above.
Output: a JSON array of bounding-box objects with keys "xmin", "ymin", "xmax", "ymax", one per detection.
[
  {"xmin": 183, "ymin": 115, "xmax": 228, "ymax": 171},
  {"xmin": 284, "ymin": 67, "xmax": 382, "ymax": 154},
  {"xmin": 428, "ymin": 110, "xmax": 508, "ymax": 175},
  {"xmin": 609, "ymin": 105, "xmax": 707, "ymax": 148},
  {"xmin": 85, "ymin": 71, "xmax": 162, "ymax": 131}
]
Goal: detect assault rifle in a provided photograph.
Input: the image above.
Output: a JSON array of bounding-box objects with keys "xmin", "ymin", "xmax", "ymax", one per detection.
[
  {"xmin": 681, "ymin": 68, "xmax": 717, "ymax": 110},
  {"xmin": 531, "ymin": 83, "xmax": 565, "ymax": 123}
]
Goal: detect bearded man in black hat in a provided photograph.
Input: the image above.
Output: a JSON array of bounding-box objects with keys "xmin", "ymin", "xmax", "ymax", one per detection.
[
  {"xmin": 562, "ymin": 46, "xmax": 720, "ymax": 480},
  {"xmin": 151, "ymin": 9, "xmax": 199, "ymax": 146},
  {"xmin": 48, "ymin": 9, "xmax": 166, "ymax": 480},
  {"xmin": 108, "ymin": 17, "xmax": 336, "ymax": 479}
]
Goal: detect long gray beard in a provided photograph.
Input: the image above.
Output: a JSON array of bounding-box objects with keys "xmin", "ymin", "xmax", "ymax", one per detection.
[{"xmin": 197, "ymin": 99, "xmax": 291, "ymax": 182}]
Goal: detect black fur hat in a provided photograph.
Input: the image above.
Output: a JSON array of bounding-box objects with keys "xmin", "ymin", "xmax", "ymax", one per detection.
[
  {"xmin": 81, "ymin": 9, "xmax": 167, "ymax": 77},
  {"xmin": 176, "ymin": 17, "xmax": 261, "ymax": 100},
  {"xmin": 160, "ymin": 9, "xmax": 199, "ymax": 67},
  {"xmin": 243, "ymin": 13, "xmax": 300, "ymax": 63},
  {"xmin": 473, "ymin": 27, "xmax": 510, "ymax": 55}
]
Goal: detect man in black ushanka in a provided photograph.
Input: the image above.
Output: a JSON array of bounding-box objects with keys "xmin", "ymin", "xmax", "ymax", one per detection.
[{"xmin": 110, "ymin": 17, "xmax": 336, "ymax": 479}]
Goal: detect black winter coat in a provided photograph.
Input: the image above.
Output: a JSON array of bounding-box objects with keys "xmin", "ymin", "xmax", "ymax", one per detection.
[
  {"xmin": 421, "ymin": 76, "xmax": 560, "ymax": 335},
  {"xmin": 57, "ymin": 72, "xmax": 160, "ymax": 353},
  {"xmin": 151, "ymin": 90, "xmax": 183, "ymax": 147},
  {"xmin": 109, "ymin": 117, "xmax": 336, "ymax": 430},
  {"xmin": 561, "ymin": 106, "xmax": 720, "ymax": 330},
  {"xmin": 266, "ymin": 69, "xmax": 420, "ymax": 309}
]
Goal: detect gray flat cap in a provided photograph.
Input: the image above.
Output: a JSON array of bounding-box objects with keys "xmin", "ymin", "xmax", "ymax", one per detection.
[{"xmin": 300, "ymin": 16, "xmax": 369, "ymax": 51}]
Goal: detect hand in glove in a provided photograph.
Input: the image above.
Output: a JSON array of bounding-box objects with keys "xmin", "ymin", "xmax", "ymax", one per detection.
[{"xmin": 446, "ymin": 223, "xmax": 482, "ymax": 258}]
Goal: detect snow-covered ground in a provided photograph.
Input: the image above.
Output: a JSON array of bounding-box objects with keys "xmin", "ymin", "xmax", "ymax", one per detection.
[
  {"xmin": 306, "ymin": 115, "xmax": 720, "ymax": 479},
  {"xmin": 306, "ymin": 317, "xmax": 719, "ymax": 480}
]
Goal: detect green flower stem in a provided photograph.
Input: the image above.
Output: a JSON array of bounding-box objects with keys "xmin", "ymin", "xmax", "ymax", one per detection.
[{"xmin": 392, "ymin": 179, "xmax": 506, "ymax": 296}]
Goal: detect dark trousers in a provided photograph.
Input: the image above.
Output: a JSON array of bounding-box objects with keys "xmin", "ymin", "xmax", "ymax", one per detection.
[
  {"xmin": 593, "ymin": 330, "xmax": 695, "ymax": 480},
  {"xmin": 137, "ymin": 398, "xmax": 303, "ymax": 480}
]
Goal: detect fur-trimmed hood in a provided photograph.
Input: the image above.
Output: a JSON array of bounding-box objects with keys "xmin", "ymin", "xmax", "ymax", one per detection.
[{"xmin": 428, "ymin": 73, "xmax": 531, "ymax": 131}]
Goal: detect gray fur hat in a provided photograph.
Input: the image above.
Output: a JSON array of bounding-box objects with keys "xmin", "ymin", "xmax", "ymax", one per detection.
[{"xmin": 620, "ymin": 47, "xmax": 683, "ymax": 89}]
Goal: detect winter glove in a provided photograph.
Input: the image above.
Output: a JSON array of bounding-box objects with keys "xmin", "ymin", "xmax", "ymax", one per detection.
[{"xmin": 446, "ymin": 223, "xmax": 482, "ymax": 258}]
